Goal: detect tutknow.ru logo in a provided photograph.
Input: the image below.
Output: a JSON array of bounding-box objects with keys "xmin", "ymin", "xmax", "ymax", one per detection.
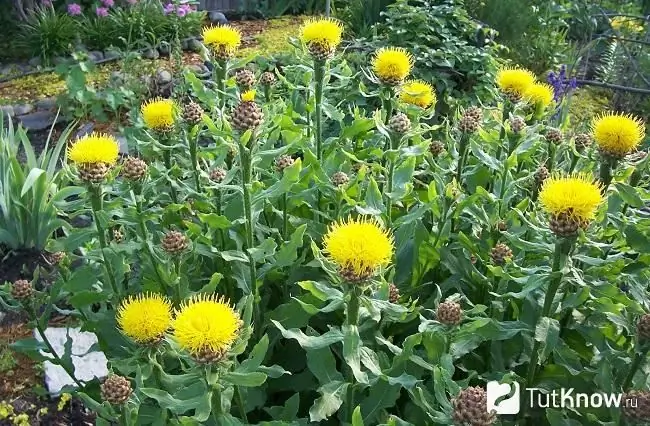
[{"xmin": 486, "ymin": 381, "xmax": 638, "ymax": 415}]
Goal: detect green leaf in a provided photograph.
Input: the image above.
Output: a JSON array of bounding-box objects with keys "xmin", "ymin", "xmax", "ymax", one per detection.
[
  {"xmin": 626, "ymin": 225, "xmax": 650, "ymax": 253},
  {"xmin": 306, "ymin": 347, "xmax": 344, "ymax": 384},
  {"xmin": 352, "ymin": 406, "xmax": 364, "ymax": 426},
  {"xmin": 359, "ymin": 176, "xmax": 384, "ymax": 216},
  {"xmin": 298, "ymin": 280, "xmax": 343, "ymax": 301},
  {"xmin": 535, "ymin": 317, "xmax": 560, "ymax": 362},
  {"xmin": 239, "ymin": 335, "xmax": 269, "ymax": 373},
  {"xmin": 222, "ymin": 371, "xmax": 267, "ymax": 387},
  {"xmin": 271, "ymin": 320, "xmax": 344, "ymax": 349},
  {"xmin": 615, "ymin": 183, "xmax": 644, "ymax": 208},
  {"xmin": 343, "ymin": 325, "xmax": 368, "ymax": 384},
  {"xmin": 309, "ymin": 381, "xmax": 349, "ymax": 422},
  {"xmin": 20, "ymin": 168, "xmax": 45, "ymax": 197},
  {"xmin": 274, "ymin": 224, "xmax": 307, "ymax": 269},
  {"xmin": 197, "ymin": 213, "xmax": 232, "ymax": 229}
]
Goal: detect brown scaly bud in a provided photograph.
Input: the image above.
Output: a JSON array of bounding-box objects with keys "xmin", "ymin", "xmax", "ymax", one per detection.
[
  {"xmin": 11, "ymin": 279, "xmax": 34, "ymax": 301},
  {"xmin": 388, "ymin": 283, "xmax": 400, "ymax": 304},
  {"xmin": 534, "ymin": 166, "xmax": 549, "ymax": 187},
  {"xmin": 458, "ymin": 108, "xmax": 481, "ymax": 134},
  {"xmin": 101, "ymin": 375, "xmax": 132, "ymax": 405},
  {"xmin": 465, "ymin": 106, "xmax": 483, "ymax": 123},
  {"xmin": 549, "ymin": 210, "xmax": 587, "ymax": 237},
  {"xmin": 429, "ymin": 141, "xmax": 445, "ymax": 157},
  {"xmin": 497, "ymin": 221, "xmax": 507, "ymax": 232},
  {"xmin": 112, "ymin": 228, "xmax": 124, "ymax": 243},
  {"xmin": 193, "ymin": 348, "xmax": 228, "ymax": 364},
  {"xmin": 452, "ymin": 386, "xmax": 497, "ymax": 426},
  {"xmin": 47, "ymin": 251, "xmax": 66, "ymax": 266},
  {"xmin": 235, "ymin": 69, "xmax": 256, "ymax": 89},
  {"xmin": 388, "ymin": 112, "xmax": 411, "ymax": 134},
  {"xmin": 437, "ymin": 301, "xmax": 462, "ymax": 326},
  {"xmin": 275, "ymin": 155, "xmax": 295, "ymax": 172},
  {"xmin": 121, "ymin": 157, "xmax": 147, "ymax": 181},
  {"xmin": 78, "ymin": 163, "xmax": 111, "ymax": 184},
  {"xmin": 509, "ymin": 116, "xmax": 526, "ymax": 134},
  {"xmin": 231, "ymin": 95, "xmax": 263, "ymax": 131},
  {"xmin": 331, "ymin": 171, "xmax": 349, "ymax": 187},
  {"xmin": 574, "ymin": 133, "xmax": 592, "ymax": 150},
  {"xmin": 623, "ymin": 390, "xmax": 650, "ymax": 422},
  {"xmin": 505, "ymin": 91, "xmax": 522, "ymax": 104},
  {"xmin": 545, "ymin": 128, "xmax": 563, "ymax": 145},
  {"xmin": 183, "ymin": 101, "xmax": 204, "ymax": 126},
  {"xmin": 307, "ymin": 42, "xmax": 335, "ymax": 62},
  {"xmin": 162, "ymin": 230, "xmax": 188, "ymax": 255},
  {"xmin": 259, "ymin": 71, "xmax": 276, "ymax": 86},
  {"xmin": 339, "ymin": 265, "xmax": 374, "ymax": 284},
  {"xmin": 490, "ymin": 243, "xmax": 513, "ymax": 266},
  {"xmin": 637, "ymin": 314, "xmax": 650, "ymax": 340},
  {"xmin": 210, "ymin": 167, "xmax": 227, "ymax": 183}
]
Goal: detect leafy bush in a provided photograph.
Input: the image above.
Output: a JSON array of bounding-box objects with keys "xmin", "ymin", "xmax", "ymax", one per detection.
[
  {"xmin": 0, "ymin": 116, "xmax": 72, "ymax": 252},
  {"xmin": 333, "ymin": 0, "xmax": 396, "ymax": 37},
  {"xmin": 17, "ymin": 6, "xmax": 78, "ymax": 65}
]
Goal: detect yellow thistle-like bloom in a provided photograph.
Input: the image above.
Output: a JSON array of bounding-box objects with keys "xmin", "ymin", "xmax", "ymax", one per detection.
[
  {"xmin": 399, "ymin": 80, "xmax": 436, "ymax": 109},
  {"xmin": 68, "ymin": 133, "xmax": 119, "ymax": 165},
  {"xmin": 323, "ymin": 216, "xmax": 394, "ymax": 281},
  {"xmin": 524, "ymin": 83, "xmax": 554, "ymax": 108},
  {"xmin": 241, "ymin": 89, "xmax": 256, "ymax": 102},
  {"xmin": 496, "ymin": 67, "xmax": 536, "ymax": 98},
  {"xmin": 117, "ymin": 293, "xmax": 172, "ymax": 344},
  {"xmin": 172, "ymin": 294, "xmax": 241, "ymax": 356},
  {"xmin": 300, "ymin": 17, "xmax": 344, "ymax": 50},
  {"xmin": 539, "ymin": 173, "xmax": 603, "ymax": 225},
  {"xmin": 372, "ymin": 47, "xmax": 413, "ymax": 85},
  {"xmin": 592, "ymin": 112, "xmax": 645, "ymax": 158},
  {"xmin": 141, "ymin": 98, "xmax": 176, "ymax": 132},
  {"xmin": 202, "ymin": 25, "xmax": 242, "ymax": 57}
]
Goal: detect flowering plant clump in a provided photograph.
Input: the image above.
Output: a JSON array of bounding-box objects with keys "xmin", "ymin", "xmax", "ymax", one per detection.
[{"xmin": 2, "ymin": 8, "xmax": 650, "ymax": 426}]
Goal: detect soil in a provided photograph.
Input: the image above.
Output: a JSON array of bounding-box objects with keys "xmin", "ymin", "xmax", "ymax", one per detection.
[
  {"xmin": 230, "ymin": 19, "xmax": 269, "ymax": 49},
  {"xmin": 0, "ymin": 249, "xmax": 62, "ymax": 286}
]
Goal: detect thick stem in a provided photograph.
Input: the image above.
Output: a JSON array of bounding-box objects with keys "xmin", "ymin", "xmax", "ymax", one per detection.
[
  {"xmin": 162, "ymin": 136, "xmax": 178, "ymax": 204},
  {"xmin": 547, "ymin": 142, "xmax": 557, "ymax": 175},
  {"xmin": 263, "ymin": 85, "xmax": 271, "ymax": 104},
  {"xmin": 346, "ymin": 287, "xmax": 360, "ymax": 327},
  {"xmin": 174, "ymin": 258, "xmax": 182, "ymax": 305},
  {"xmin": 235, "ymin": 386, "xmax": 249, "ymax": 423},
  {"xmin": 314, "ymin": 60, "xmax": 325, "ymax": 219},
  {"xmin": 215, "ymin": 60, "xmax": 227, "ymax": 109},
  {"xmin": 385, "ymin": 134, "xmax": 399, "ymax": 224},
  {"xmin": 599, "ymin": 157, "xmax": 616, "ymax": 191},
  {"xmin": 239, "ymin": 135, "xmax": 258, "ymax": 325},
  {"xmin": 282, "ymin": 193, "xmax": 289, "ymax": 241},
  {"xmin": 135, "ymin": 197, "xmax": 166, "ymax": 288},
  {"xmin": 456, "ymin": 134, "xmax": 470, "ymax": 185},
  {"xmin": 623, "ymin": 347, "xmax": 649, "ymax": 390},
  {"xmin": 89, "ymin": 186, "xmax": 119, "ymax": 299},
  {"xmin": 188, "ymin": 130, "xmax": 201, "ymax": 192},
  {"xmin": 494, "ymin": 101, "xmax": 512, "ymax": 161},
  {"xmin": 383, "ymin": 93, "xmax": 394, "ymax": 150}
]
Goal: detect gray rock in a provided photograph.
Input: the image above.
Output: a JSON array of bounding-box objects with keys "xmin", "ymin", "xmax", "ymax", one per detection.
[
  {"xmin": 104, "ymin": 49, "xmax": 121, "ymax": 61},
  {"xmin": 36, "ymin": 97, "xmax": 57, "ymax": 110},
  {"xmin": 181, "ymin": 39, "xmax": 190, "ymax": 51},
  {"xmin": 53, "ymin": 57, "xmax": 68, "ymax": 66},
  {"xmin": 19, "ymin": 110, "xmax": 61, "ymax": 131},
  {"xmin": 0, "ymin": 105, "xmax": 15, "ymax": 119},
  {"xmin": 188, "ymin": 38, "xmax": 202, "ymax": 52},
  {"xmin": 28, "ymin": 56, "xmax": 42, "ymax": 67},
  {"xmin": 13, "ymin": 104, "xmax": 34, "ymax": 116},
  {"xmin": 142, "ymin": 48, "xmax": 160, "ymax": 60},
  {"xmin": 34, "ymin": 327, "xmax": 108, "ymax": 396},
  {"xmin": 75, "ymin": 122, "xmax": 94, "ymax": 139},
  {"xmin": 156, "ymin": 69, "xmax": 172, "ymax": 84},
  {"xmin": 88, "ymin": 50, "xmax": 104, "ymax": 62},
  {"xmin": 208, "ymin": 11, "xmax": 228, "ymax": 24},
  {"xmin": 115, "ymin": 135, "xmax": 129, "ymax": 155},
  {"xmin": 158, "ymin": 42, "xmax": 171, "ymax": 56},
  {"xmin": 189, "ymin": 64, "xmax": 210, "ymax": 79}
]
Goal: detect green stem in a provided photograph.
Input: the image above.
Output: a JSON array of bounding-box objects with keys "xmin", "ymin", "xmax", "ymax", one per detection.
[
  {"xmin": 162, "ymin": 138, "xmax": 178, "ymax": 204},
  {"xmin": 623, "ymin": 347, "xmax": 649, "ymax": 390},
  {"xmin": 135, "ymin": 197, "xmax": 166, "ymax": 288},
  {"xmin": 263, "ymin": 85, "xmax": 271, "ymax": 104},
  {"xmin": 215, "ymin": 190, "xmax": 226, "ymax": 250},
  {"xmin": 383, "ymin": 92, "xmax": 394, "ymax": 152},
  {"xmin": 345, "ymin": 286, "xmax": 360, "ymax": 418},
  {"xmin": 456, "ymin": 134, "xmax": 470, "ymax": 185},
  {"xmin": 599, "ymin": 157, "xmax": 616, "ymax": 191},
  {"xmin": 385, "ymin": 134, "xmax": 399, "ymax": 224},
  {"xmin": 215, "ymin": 60, "xmax": 227, "ymax": 109},
  {"xmin": 188, "ymin": 130, "xmax": 201, "ymax": 192},
  {"xmin": 494, "ymin": 101, "xmax": 512, "ymax": 161},
  {"xmin": 239, "ymin": 135, "xmax": 258, "ymax": 321},
  {"xmin": 568, "ymin": 152, "xmax": 579, "ymax": 174},
  {"xmin": 173, "ymin": 258, "xmax": 182, "ymax": 305},
  {"xmin": 547, "ymin": 142, "xmax": 557, "ymax": 175},
  {"xmin": 235, "ymin": 386, "xmax": 249, "ymax": 423},
  {"xmin": 314, "ymin": 60, "xmax": 325, "ymax": 219},
  {"xmin": 497, "ymin": 168, "xmax": 509, "ymax": 216},
  {"xmin": 89, "ymin": 186, "xmax": 119, "ymax": 299},
  {"xmin": 521, "ymin": 238, "xmax": 574, "ymax": 421},
  {"xmin": 282, "ymin": 192, "xmax": 289, "ymax": 241}
]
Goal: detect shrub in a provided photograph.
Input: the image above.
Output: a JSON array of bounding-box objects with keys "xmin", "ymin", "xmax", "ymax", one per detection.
[{"xmin": 17, "ymin": 6, "xmax": 78, "ymax": 65}]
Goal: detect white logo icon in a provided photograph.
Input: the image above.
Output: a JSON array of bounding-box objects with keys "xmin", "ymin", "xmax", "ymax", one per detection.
[{"xmin": 487, "ymin": 381, "xmax": 520, "ymax": 414}]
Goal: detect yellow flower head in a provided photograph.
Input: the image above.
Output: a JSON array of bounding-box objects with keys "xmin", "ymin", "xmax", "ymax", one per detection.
[
  {"xmin": 496, "ymin": 67, "xmax": 536, "ymax": 96},
  {"xmin": 241, "ymin": 89, "xmax": 256, "ymax": 102},
  {"xmin": 68, "ymin": 133, "xmax": 120, "ymax": 165},
  {"xmin": 141, "ymin": 98, "xmax": 176, "ymax": 131},
  {"xmin": 524, "ymin": 83, "xmax": 554, "ymax": 108},
  {"xmin": 539, "ymin": 173, "xmax": 603, "ymax": 224},
  {"xmin": 372, "ymin": 47, "xmax": 413, "ymax": 84},
  {"xmin": 117, "ymin": 293, "xmax": 172, "ymax": 344},
  {"xmin": 172, "ymin": 294, "xmax": 241, "ymax": 356},
  {"xmin": 323, "ymin": 216, "xmax": 394, "ymax": 279},
  {"xmin": 399, "ymin": 80, "xmax": 436, "ymax": 109},
  {"xmin": 202, "ymin": 25, "xmax": 242, "ymax": 55},
  {"xmin": 300, "ymin": 17, "xmax": 344, "ymax": 51},
  {"xmin": 592, "ymin": 112, "xmax": 645, "ymax": 158}
]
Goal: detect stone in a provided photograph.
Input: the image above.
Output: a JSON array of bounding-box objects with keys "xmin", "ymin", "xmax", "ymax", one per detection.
[
  {"xmin": 104, "ymin": 49, "xmax": 121, "ymax": 61},
  {"xmin": 34, "ymin": 327, "xmax": 108, "ymax": 396},
  {"xmin": 36, "ymin": 97, "xmax": 57, "ymax": 110},
  {"xmin": 208, "ymin": 11, "xmax": 228, "ymax": 24},
  {"xmin": 28, "ymin": 57, "xmax": 42, "ymax": 67},
  {"xmin": 53, "ymin": 57, "xmax": 68, "ymax": 66},
  {"xmin": 114, "ymin": 135, "xmax": 129, "ymax": 155},
  {"xmin": 75, "ymin": 122, "xmax": 94, "ymax": 139},
  {"xmin": 189, "ymin": 64, "xmax": 210, "ymax": 79},
  {"xmin": 156, "ymin": 69, "xmax": 172, "ymax": 85},
  {"xmin": 188, "ymin": 38, "xmax": 202, "ymax": 52},
  {"xmin": 18, "ymin": 110, "xmax": 61, "ymax": 131},
  {"xmin": 13, "ymin": 104, "xmax": 34, "ymax": 116},
  {"xmin": 0, "ymin": 105, "xmax": 14, "ymax": 119},
  {"xmin": 142, "ymin": 49, "xmax": 159, "ymax": 60},
  {"xmin": 158, "ymin": 42, "xmax": 171, "ymax": 56},
  {"xmin": 88, "ymin": 50, "xmax": 104, "ymax": 62},
  {"xmin": 181, "ymin": 39, "xmax": 190, "ymax": 51}
]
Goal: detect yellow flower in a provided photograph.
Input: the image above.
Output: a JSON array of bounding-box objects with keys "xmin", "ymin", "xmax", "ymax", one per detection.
[
  {"xmin": 323, "ymin": 216, "xmax": 394, "ymax": 280},
  {"xmin": 117, "ymin": 293, "xmax": 172, "ymax": 344},
  {"xmin": 241, "ymin": 89, "xmax": 256, "ymax": 102},
  {"xmin": 300, "ymin": 17, "xmax": 344, "ymax": 51},
  {"xmin": 592, "ymin": 112, "xmax": 645, "ymax": 158},
  {"xmin": 372, "ymin": 47, "xmax": 413, "ymax": 84},
  {"xmin": 539, "ymin": 173, "xmax": 603, "ymax": 224},
  {"xmin": 202, "ymin": 25, "xmax": 242, "ymax": 57},
  {"xmin": 141, "ymin": 98, "xmax": 176, "ymax": 131},
  {"xmin": 496, "ymin": 67, "xmax": 536, "ymax": 97},
  {"xmin": 399, "ymin": 80, "xmax": 436, "ymax": 109},
  {"xmin": 68, "ymin": 133, "xmax": 119, "ymax": 165},
  {"xmin": 172, "ymin": 294, "xmax": 241, "ymax": 356},
  {"xmin": 524, "ymin": 83, "xmax": 554, "ymax": 108}
]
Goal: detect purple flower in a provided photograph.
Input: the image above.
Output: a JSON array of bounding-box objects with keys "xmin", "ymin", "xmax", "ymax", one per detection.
[
  {"xmin": 163, "ymin": 3, "xmax": 175, "ymax": 14},
  {"xmin": 177, "ymin": 4, "xmax": 192, "ymax": 16},
  {"xmin": 42, "ymin": 0, "xmax": 52, "ymax": 6},
  {"xmin": 96, "ymin": 6, "xmax": 109, "ymax": 17},
  {"xmin": 101, "ymin": 0, "xmax": 114, "ymax": 7},
  {"xmin": 177, "ymin": 8, "xmax": 187, "ymax": 17},
  {"xmin": 67, "ymin": 3, "xmax": 82, "ymax": 15},
  {"xmin": 547, "ymin": 65, "xmax": 578, "ymax": 102}
]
